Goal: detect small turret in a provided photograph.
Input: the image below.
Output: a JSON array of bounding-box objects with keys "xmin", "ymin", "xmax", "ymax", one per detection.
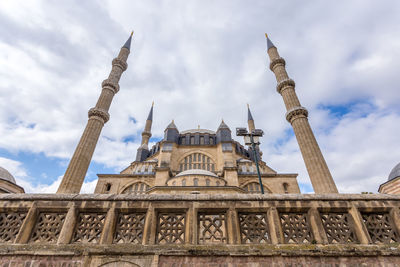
[
  {"xmin": 164, "ymin": 120, "xmax": 179, "ymax": 143},
  {"xmin": 216, "ymin": 120, "xmax": 231, "ymax": 143}
]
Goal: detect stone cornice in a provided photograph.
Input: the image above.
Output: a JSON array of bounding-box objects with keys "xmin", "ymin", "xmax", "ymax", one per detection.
[
  {"xmin": 88, "ymin": 107, "xmax": 110, "ymax": 123},
  {"xmin": 276, "ymin": 78, "xmax": 295, "ymax": 94},
  {"xmin": 285, "ymin": 106, "xmax": 308, "ymax": 123},
  {"xmin": 269, "ymin": 57, "xmax": 286, "ymax": 71},
  {"xmin": 1, "ymin": 193, "xmax": 400, "ymax": 201}
]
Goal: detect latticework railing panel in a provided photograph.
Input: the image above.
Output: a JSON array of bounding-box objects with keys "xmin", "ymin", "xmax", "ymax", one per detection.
[
  {"xmin": 198, "ymin": 213, "xmax": 227, "ymax": 243},
  {"xmin": 362, "ymin": 212, "xmax": 400, "ymax": 244},
  {"xmin": 72, "ymin": 213, "xmax": 106, "ymax": 243},
  {"xmin": 320, "ymin": 212, "xmax": 357, "ymax": 244},
  {"xmin": 0, "ymin": 212, "xmax": 26, "ymax": 243},
  {"xmin": 238, "ymin": 213, "xmax": 270, "ymax": 244},
  {"xmin": 113, "ymin": 212, "xmax": 146, "ymax": 244},
  {"xmin": 156, "ymin": 213, "xmax": 185, "ymax": 244},
  {"xmin": 280, "ymin": 212, "xmax": 313, "ymax": 244},
  {"xmin": 30, "ymin": 212, "xmax": 66, "ymax": 243}
]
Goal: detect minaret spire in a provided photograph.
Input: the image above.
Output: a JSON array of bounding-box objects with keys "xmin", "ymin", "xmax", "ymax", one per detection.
[
  {"xmin": 57, "ymin": 33, "xmax": 133, "ymax": 194},
  {"xmin": 247, "ymin": 103, "xmax": 255, "ymax": 132},
  {"xmin": 265, "ymin": 34, "xmax": 338, "ymax": 194},
  {"xmin": 136, "ymin": 102, "xmax": 154, "ymax": 161}
]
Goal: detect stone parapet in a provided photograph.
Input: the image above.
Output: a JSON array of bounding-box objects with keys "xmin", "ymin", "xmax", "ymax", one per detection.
[
  {"xmin": 88, "ymin": 107, "xmax": 110, "ymax": 123},
  {"xmin": 101, "ymin": 79, "xmax": 120, "ymax": 94},
  {"xmin": 269, "ymin": 57, "xmax": 286, "ymax": 71},
  {"xmin": 112, "ymin": 58, "xmax": 128, "ymax": 71},
  {"xmin": 1, "ymin": 194, "xmax": 400, "ymax": 265},
  {"xmin": 276, "ymin": 78, "xmax": 295, "ymax": 94},
  {"xmin": 285, "ymin": 106, "xmax": 308, "ymax": 123}
]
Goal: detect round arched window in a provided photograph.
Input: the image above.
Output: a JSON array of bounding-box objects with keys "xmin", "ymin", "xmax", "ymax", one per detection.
[
  {"xmin": 179, "ymin": 153, "xmax": 215, "ymax": 172},
  {"xmin": 121, "ymin": 183, "xmax": 150, "ymax": 194}
]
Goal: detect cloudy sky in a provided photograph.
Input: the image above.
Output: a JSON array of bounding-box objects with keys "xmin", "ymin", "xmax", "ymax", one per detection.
[{"xmin": 0, "ymin": 0, "xmax": 400, "ymax": 194}]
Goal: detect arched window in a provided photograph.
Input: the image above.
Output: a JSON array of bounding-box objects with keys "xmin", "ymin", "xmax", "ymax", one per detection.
[
  {"xmin": 249, "ymin": 165, "xmax": 254, "ymax": 173},
  {"xmin": 206, "ymin": 179, "xmax": 210, "ymax": 186},
  {"xmin": 179, "ymin": 153, "xmax": 215, "ymax": 172},
  {"xmin": 283, "ymin": 183, "xmax": 289, "ymax": 194},
  {"xmin": 148, "ymin": 165, "xmax": 153, "ymax": 173},
  {"xmin": 121, "ymin": 182, "xmax": 149, "ymax": 194},
  {"xmin": 193, "ymin": 178, "xmax": 199, "ymax": 186},
  {"xmin": 241, "ymin": 165, "xmax": 247, "ymax": 173},
  {"xmin": 243, "ymin": 182, "xmax": 262, "ymax": 193},
  {"xmin": 182, "ymin": 179, "xmax": 186, "ymax": 186},
  {"xmin": 104, "ymin": 183, "xmax": 111, "ymax": 192}
]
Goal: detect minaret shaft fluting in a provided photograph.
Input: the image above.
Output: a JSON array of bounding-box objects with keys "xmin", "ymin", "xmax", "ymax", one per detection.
[
  {"xmin": 266, "ymin": 35, "xmax": 338, "ymax": 194},
  {"xmin": 57, "ymin": 33, "xmax": 132, "ymax": 194}
]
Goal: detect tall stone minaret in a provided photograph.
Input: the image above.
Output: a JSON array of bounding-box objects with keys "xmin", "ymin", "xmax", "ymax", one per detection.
[
  {"xmin": 265, "ymin": 34, "xmax": 338, "ymax": 194},
  {"xmin": 57, "ymin": 32, "xmax": 133, "ymax": 194},
  {"xmin": 136, "ymin": 102, "xmax": 154, "ymax": 161}
]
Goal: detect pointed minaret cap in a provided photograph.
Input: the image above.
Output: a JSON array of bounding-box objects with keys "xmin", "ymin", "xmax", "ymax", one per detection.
[
  {"xmin": 265, "ymin": 33, "xmax": 275, "ymax": 50},
  {"xmin": 217, "ymin": 119, "xmax": 230, "ymax": 130},
  {"xmin": 147, "ymin": 102, "xmax": 154, "ymax": 121},
  {"xmin": 166, "ymin": 120, "xmax": 178, "ymax": 129},
  {"xmin": 247, "ymin": 103, "xmax": 254, "ymax": 121},
  {"xmin": 122, "ymin": 31, "xmax": 134, "ymax": 50}
]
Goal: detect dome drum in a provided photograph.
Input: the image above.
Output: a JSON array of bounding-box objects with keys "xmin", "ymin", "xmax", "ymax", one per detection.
[{"xmin": 167, "ymin": 169, "xmax": 226, "ymax": 187}]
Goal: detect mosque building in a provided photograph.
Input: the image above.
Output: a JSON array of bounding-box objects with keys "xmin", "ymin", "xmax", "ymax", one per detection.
[{"xmin": 1, "ymin": 33, "xmax": 400, "ymax": 266}]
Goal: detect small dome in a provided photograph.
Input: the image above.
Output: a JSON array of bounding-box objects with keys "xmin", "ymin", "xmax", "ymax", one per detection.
[
  {"xmin": 176, "ymin": 169, "xmax": 218, "ymax": 178},
  {"xmin": 0, "ymin": 167, "xmax": 16, "ymax": 184},
  {"xmin": 388, "ymin": 162, "xmax": 400, "ymax": 181}
]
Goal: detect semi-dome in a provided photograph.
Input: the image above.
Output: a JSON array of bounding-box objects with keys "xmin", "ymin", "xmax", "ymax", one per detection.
[
  {"xmin": 388, "ymin": 162, "xmax": 400, "ymax": 181},
  {"xmin": 0, "ymin": 166, "xmax": 16, "ymax": 184}
]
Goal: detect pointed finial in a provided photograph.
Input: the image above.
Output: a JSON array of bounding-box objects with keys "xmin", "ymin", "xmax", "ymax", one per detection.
[
  {"xmin": 131, "ymin": 31, "xmax": 134, "ymax": 37},
  {"xmin": 265, "ymin": 33, "xmax": 275, "ymax": 50},
  {"xmin": 247, "ymin": 104, "xmax": 254, "ymax": 121},
  {"xmin": 152, "ymin": 101, "xmax": 154, "ymax": 107},
  {"xmin": 147, "ymin": 102, "xmax": 154, "ymax": 121},
  {"xmin": 123, "ymin": 31, "xmax": 133, "ymax": 50}
]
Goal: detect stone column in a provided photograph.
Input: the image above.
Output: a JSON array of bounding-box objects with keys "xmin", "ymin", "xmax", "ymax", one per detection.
[
  {"xmin": 57, "ymin": 203, "xmax": 78, "ymax": 244},
  {"xmin": 266, "ymin": 35, "xmax": 338, "ymax": 194},
  {"xmin": 15, "ymin": 202, "xmax": 38, "ymax": 244},
  {"xmin": 57, "ymin": 34, "xmax": 132, "ymax": 194},
  {"xmin": 267, "ymin": 207, "xmax": 282, "ymax": 244}
]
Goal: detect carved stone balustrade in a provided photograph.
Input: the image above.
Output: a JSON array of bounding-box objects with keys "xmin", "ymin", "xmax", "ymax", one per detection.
[{"xmin": 1, "ymin": 194, "xmax": 400, "ymax": 266}]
